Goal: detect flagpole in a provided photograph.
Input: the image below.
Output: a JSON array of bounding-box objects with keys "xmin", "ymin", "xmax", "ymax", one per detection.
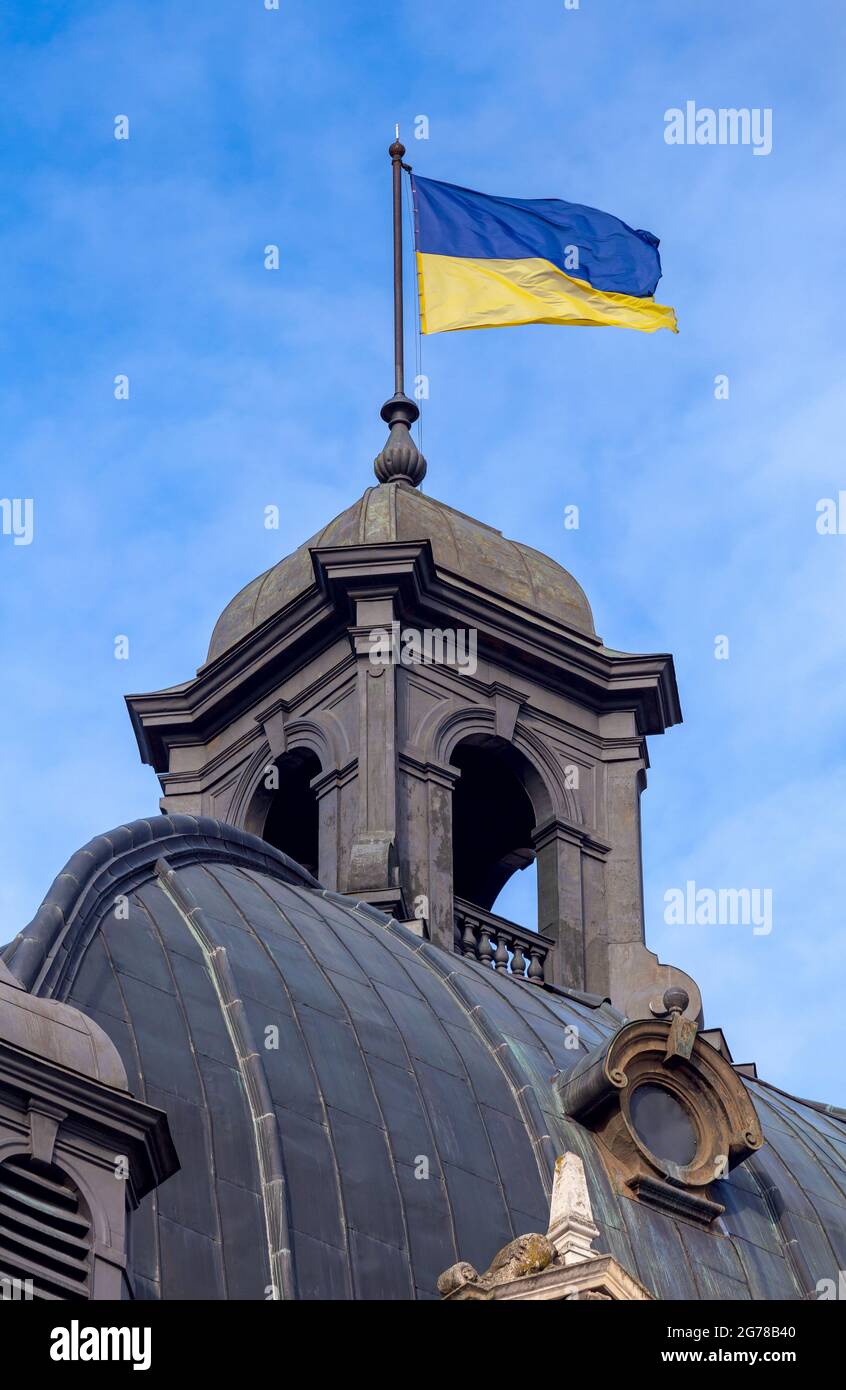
[
  {"xmin": 374, "ymin": 129, "xmax": 426, "ymax": 488},
  {"xmin": 391, "ymin": 127, "xmax": 406, "ymax": 397}
]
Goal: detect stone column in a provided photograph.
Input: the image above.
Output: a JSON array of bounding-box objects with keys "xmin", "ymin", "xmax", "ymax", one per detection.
[
  {"xmin": 398, "ymin": 754, "xmax": 460, "ymax": 954},
  {"xmin": 312, "ymin": 766, "xmax": 343, "ymax": 893},
  {"xmin": 533, "ymin": 819, "xmax": 586, "ymax": 991},
  {"xmin": 602, "ymin": 752, "xmax": 648, "ymax": 956},
  {"xmin": 581, "ymin": 848, "xmax": 610, "ymax": 998}
]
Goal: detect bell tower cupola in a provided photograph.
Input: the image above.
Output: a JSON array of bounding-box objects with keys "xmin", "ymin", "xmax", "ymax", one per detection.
[{"xmin": 126, "ymin": 457, "xmax": 699, "ymax": 1022}]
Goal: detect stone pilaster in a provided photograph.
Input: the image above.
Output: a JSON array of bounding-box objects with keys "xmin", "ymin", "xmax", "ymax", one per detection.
[{"xmin": 346, "ymin": 594, "xmax": 401, "ymax": 908}]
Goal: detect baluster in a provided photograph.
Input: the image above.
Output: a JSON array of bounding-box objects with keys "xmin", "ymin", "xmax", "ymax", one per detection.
[
  {"xmin": 461, "ymin": 915, "xmax": 479, "ymax": 959},
  {"xmin": 527, "ymin": 943, "xmax": 545, "ymax": 986},
  {"xmin": 478, "ymin": 925, "xmax": 494, "ymax": 968},
  {"xmin": 493, "ymin": 929, "xmax": 510, "ymax": 973},
  {"xmin": 511, "ymin": 937, "xmax": 528, "ymax": 979}
]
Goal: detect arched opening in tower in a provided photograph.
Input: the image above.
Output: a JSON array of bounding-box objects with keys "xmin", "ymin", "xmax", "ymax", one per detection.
[
  {"xmin": 260, "ymin": 749, "xmax": 321, "ymax": 878},
  {"xmin": 451, "ymin": 737, "xmax": 538, "ymax": 926}
]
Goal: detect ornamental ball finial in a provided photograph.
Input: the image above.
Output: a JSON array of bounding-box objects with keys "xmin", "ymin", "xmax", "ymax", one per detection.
[{"xmin": 663, "ymin": 986, "xmax": 690, "ymax": 1017}]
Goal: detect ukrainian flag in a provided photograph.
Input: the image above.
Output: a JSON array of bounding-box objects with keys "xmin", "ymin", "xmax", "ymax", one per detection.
[{"xmin": 411, "ymin": 175, "xmax": 677, "ymax": 335}]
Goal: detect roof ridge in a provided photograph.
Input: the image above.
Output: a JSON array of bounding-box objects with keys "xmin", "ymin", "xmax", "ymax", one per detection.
[{"xmin": 1, "ymin": 815, "xmax": 320, "ymax": 994}]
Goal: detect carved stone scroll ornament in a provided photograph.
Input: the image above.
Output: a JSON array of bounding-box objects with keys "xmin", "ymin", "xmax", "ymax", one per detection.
[{"xmin": 554, "ymin": 990, "xmax": 763, "ymax": 1225}]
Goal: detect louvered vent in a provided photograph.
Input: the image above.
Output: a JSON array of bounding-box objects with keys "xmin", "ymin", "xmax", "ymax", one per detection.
[{"xmin": 0, "ymin": 1156, "xmax": 91, "ymax": 1300}]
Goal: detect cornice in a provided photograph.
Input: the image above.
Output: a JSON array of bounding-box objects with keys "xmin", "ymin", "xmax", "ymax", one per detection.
[
  {"xmin": 0, "ymin": 1039, "xmax": 179, "ymax": 1201},
  {"xmin": 398, "ymin": 750, "xmax": 462, "ymax": 788},
  {"xmin": 127, "ymin": 540, "xmax": 682, "ymax": 774},
  {"xmin": 532, "ymin": 815, "xmax": 611, "ymax": 859}
]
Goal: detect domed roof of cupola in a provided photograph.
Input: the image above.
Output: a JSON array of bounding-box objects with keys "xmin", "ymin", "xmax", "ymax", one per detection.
[{"xmin": 207, "ymin": 480, "xmax": 596, "ymax": 662}]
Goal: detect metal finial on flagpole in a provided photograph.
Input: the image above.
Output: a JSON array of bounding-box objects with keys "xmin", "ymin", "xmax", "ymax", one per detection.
[{"xmin": 374, "ymin": 132, "xmax": 426, "ymax": 487}]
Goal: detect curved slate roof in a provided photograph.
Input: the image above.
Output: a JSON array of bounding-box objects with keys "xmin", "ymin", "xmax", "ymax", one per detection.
[
  {"xmin": 3, "ymin": 816, "xmax": 845, "ymax": 1301},
  {"xmin": 207, "ymin": 480, "xmax": 596, "ymax": 662}
]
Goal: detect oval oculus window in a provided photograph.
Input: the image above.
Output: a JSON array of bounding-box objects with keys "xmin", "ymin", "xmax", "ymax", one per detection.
[{"xmin": 629, "ymin": 1083, "xmax": 697, "ymax": 1167}]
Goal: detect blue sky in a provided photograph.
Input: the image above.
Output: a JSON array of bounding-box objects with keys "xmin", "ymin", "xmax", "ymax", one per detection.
[{"xmin": 1, "ymin": 0, "xmax": 845, "ymax": 1103}]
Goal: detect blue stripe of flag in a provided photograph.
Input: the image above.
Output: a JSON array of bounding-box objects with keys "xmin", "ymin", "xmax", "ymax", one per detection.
[{"xmin": 412, "ymin": 175, "xmax": 664, "ymax": 298}]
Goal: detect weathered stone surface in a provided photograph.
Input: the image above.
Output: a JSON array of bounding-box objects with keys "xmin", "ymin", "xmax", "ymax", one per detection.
[
  {"xmin": 483, "ymin": 1233, "xmax": 556, "ymax": 1284},
  {"xmin": 436, "ymin": 1261, "xmax": 480, "ymax": 1295},
  {"xmin": 437, "ymin": 1151, "xmax": 653, "ymax": 1302},
  {"xmin": 547, "ymin": 1152, "xmax": 601, "ymax": 1265},
  {"xmin": 0, "ymin": 974, "xmax": 127, "ymax": 1090}
]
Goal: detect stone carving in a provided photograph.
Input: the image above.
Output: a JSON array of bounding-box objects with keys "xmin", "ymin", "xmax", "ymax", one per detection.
[
  {"xmin": 437, "ymin": 1261, "xmax": 482, "ymax": 1295},
  {"xmin": 555, "ymin": 992, "xmax": 763, "ymax": 1225},
  {"xmin": 547, "ymin": 1152, "xmax": 601, "ymax": 1265},
  {"xmin": 437, "ymin": 1234, "xmax": 556, "ymax": 1295},
  {"xmin": 438, "ymin": 1151, "xmax": 651, "ymax": 1302}
]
